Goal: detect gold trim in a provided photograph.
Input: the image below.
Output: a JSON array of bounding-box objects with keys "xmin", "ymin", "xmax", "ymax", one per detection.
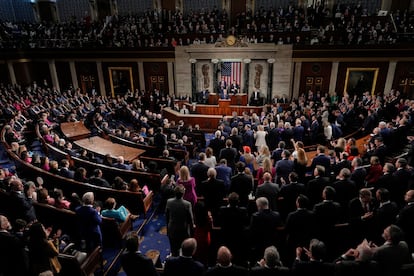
[
  {"xmin": 344, "ymin": 67, "xmax": 379, "ymax": 95},
  {"xmin": 108, "ymin": 67, "xmax": 134, "ymax": 97}
]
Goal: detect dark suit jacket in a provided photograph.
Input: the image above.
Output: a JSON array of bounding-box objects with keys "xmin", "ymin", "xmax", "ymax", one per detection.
[
  {"xmin": 331, "ymin": 178, "xmax": 358, "ymax": 217},
  {"xmin": 278, "ymin": 182, "xmax": 306, "ymax": 219},
  {"xmin": 205, "ymin": 264, "xmax": 248, "ymax": 276},
  {"xmin": 120, "ymin": 251, "xmax": 159, "ymax": 276},
  {"xmin": 292, "ymin": 259, "xmax": 335, "ymax": 276},
  {"xmin": 374, "ymin": 201, "xmax": 399, "ymax": 244},
  {"xmin": 310, "ymin": 154, "xmax": 331, "ymax": 176},
  {"xmin": 164, "ymin": 255, "xmax": 205, "ymax": 276},
  {"xmin": 10, "ymin": 191, "xmax": 37, "ymax": 223},
  {"xmin": 275, "ymin": 158, "xmax": 294, "ymax": 184},
  {"xmin": 199, "ymin": 178, "xmax": 226, "ymax": 216},
  {"xmin": 334, "ymin": 260, "xmax": 380, "ymax": 276},
  {"xmin": 351, "ymin": 167, "xmax": 367, "ymax": 190},
  {"xmin": 305, "ymin": 176, "xmax": 330, "ymax": 207},
  {"xmin": 373, "ymin": 241, "xmax": 411, "ymax": 276},
  {"xmin": 75, "ymin": 205, "xmax": 102, "ymax": 252},
  {"xmin": 255, "ymin": 181, "xmax": 280, "ymax": 211},
  {"xmin": 0, "ymin": 231, "xmax": 28, "ymax": 276},
  {"xmin": 285, "ymin": 208, "xmax": 317, "ymax": 248},
  {"xmin": 229, "ymin": 173, "xmax": 253, "ymax": 207},
  {"xmin": 219, "ymin": 147, "xmax": 237, "ymax": 171},
  {"xmin": 59, "ymin": 167, "xmax": 75, "ymax": 179},
  {"xmin": 190, "ymin": 162, "xmax": 210, "ymax": 195},
  {"xmin": 396, "ymin": 203, "xmax": 414, "ymax": 252}
]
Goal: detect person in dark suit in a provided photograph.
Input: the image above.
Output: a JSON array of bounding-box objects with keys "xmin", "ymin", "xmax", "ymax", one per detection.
[
  {"xmin": 199, "ymin": 168, "xmax": 226, "ymax": 219},
  {"xmin": 292, "ymin": 239, "xmax": 335, "ymax": 276},
  {"xmin": 274, "ymin": 149, "xmax": 294, "ymax": 185},
  {"xmin": 0, "ymin": 215, "xmax": 29, "ymax": 276},
  {"xmin": 285, "ymin": 195, "xmax": 317, "ymax": 265},
  {"xmin": 348, "ymin": 188, "xmax": 375, "ymax": 244},
  {"xmin": 278, "ymin": 172, "xmax": 306, "ymax": 220},
  {"xmin": 88, "ymin": 169, "xmax": 111, "ymax": 188},
  {"xmin": 198, "ymin": 89, "xmax": 210, "ymax": 104},
  {"xmin": 366, "ymin": 136, "xmax": 388, "ymax": 166},
  {"xmin": 250, "ymin": 245, "xmax": 290, "ymax": 276},
  {"xmin": 58, "ymin": 159, "xmax": 75, "ymax": 179},
  {"xmin": 165, "ymin": 185, "xmax": 194, "ymax": 257},
  {"xmin": 190, "ymin": 152, "xmax": 210, "ymax": 196},
  {"xmin": 208, "ymin": 130, "xmax": 225, "ymax": 159},
  {"xmin": 229, "ymin": 80, "xmax": 240, "ymax": 94},
  {"xmin": 371, "ymin": 225, "xmax": 412, "ymax": 276},
  {"xmin": 113, "ymin": 156, "xmax": 131, "ymax": 170},
  {"xmin": 305, "ymin": 165, "xmax": 330, "ymax": 207},
  {"xmin": 219, "ymin": 89, "xmax": 230, "ymax": 100},
  {"xmin": 310, "ymin": 145, "xmax": 331, "ymax": 176},
  {"xmin": 249, "ymin": 197, "xmax": 283, "ymax": 262},
  {"xmin": 373, "ymin": 188, "xmax": 399, "ymax": 245},
  {"xmin": 229, "ymin": 162, "xmax": 254, "ymax": 207},
  {"xmin": 205, "ymin": 246, "xmax": 249, "ymax": 276},
  {"xmin": 164, "ymin": 238, "xmax": 205, "ymax": 276},
  {"xmin": 350, "ymin": 157, "xmax": 368, "ymax": 191},
  {"xmin": 218, "ymin": 139, "xmax": 237, "ymax": 173},
  {"xmin": 331, "ymin": 168, "xmax": 358, "ymax": 221},
  {"xmin": 395, "ymin": 189, "xmax": 414, "ymax": 253},
  {"xmin": 215, "ymin": 192, "xmax": 250, "ymax": 266},
  {"xmin": 9, "ymin": 179, "xmax": 37, "ymax": 223},
  {"xmin": 218, "ymin": 79, "xmax": 227, "ymax": 94},
  {"xmin": 255, "ymin": 172, "xmax": 280, "ymax": 211},
  {"xmin": 75, "ymin": 191, "xmax": 102, "ymax": 253},
  {"xmin": 120, "ymin": 232, "xmax": 159, "ymax": 276},
  {"xmin": 392, "ymin": 158, "xmax": 412, "ymax": 208},
  {"xmin": 250, "ymin": 89, "xmax": 263, "ymax": 106}
]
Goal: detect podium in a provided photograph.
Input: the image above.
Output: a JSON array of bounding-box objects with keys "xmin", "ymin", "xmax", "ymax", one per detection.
[
  {"xmin": 218, "ymin": 99, "xmax": 231, "ymax": 114},
  {"xmin": 208, "ymin": 93, "xmax": 247, "ymax": 106}
]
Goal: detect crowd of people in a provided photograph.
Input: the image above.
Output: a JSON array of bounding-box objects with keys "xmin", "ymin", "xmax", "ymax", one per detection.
[
  {"xmin": 0, "ymin": 3, "xmax": 413, "ymax": 49},
  {"xmin": 1, "ymin": 76, "xmax": 414, "ymax": 275}
]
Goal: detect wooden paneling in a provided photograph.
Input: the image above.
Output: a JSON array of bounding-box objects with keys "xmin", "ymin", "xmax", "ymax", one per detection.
[
  {"xmin": 299, "ymin": 62, "xmax": 332, "ymax": 95},
  {"xmin": 393, "ymin": 62, "xmax": 414, "ymax": 98},
  {"xmin": 143, "ymin": 62, "xmax": 169, "ymax": 95},
  {"xmin": 75, "ymin": 62, "xmax": 98, "ymax": 95}
]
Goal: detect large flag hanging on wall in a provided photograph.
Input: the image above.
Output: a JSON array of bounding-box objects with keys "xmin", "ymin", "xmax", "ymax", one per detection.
[{"xmin": 221, "ymin": 62, "xmax": 241, "ymax": 85}]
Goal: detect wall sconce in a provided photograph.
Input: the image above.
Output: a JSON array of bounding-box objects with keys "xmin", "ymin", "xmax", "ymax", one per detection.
[
  {"xmin": 243, "ymin": 58, "xmax": 252, "ymax": 64},
  {"xmin": 211, "ymin": 58, "xmax": 219, "ymax": 64},
  {"xmin": 267, "ymin": 58, "xmax": 276, "ymax": 63},
  {"xmin": 189, "ymin": 58, "xmax": 197, "ymax": 63}
]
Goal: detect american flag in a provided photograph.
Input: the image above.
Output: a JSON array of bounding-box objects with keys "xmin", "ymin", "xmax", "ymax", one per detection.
[{"xmin": 221, "ymin": 62, "xmax": 241, "ymax": 86}]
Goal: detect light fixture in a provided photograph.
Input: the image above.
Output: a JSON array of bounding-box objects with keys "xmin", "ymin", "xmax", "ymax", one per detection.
[
  {"xmin": 189, "ymin": 58, "xmax": 197, "ymax": 63},
  {"xmin": 243, "ymin": 58, "xmax": 251, "ymax": 64},
  {"xmin": 267, "ymin": 58, "xmax": 276, "ymax": 63},
  {"xmin": 211, "ymin": 58, "xmax": 219, "ymax": 64}
]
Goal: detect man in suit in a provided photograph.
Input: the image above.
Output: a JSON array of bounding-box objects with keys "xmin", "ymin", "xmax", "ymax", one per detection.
[
  {"xmin": 392, "ymin": 158, "xmax": 412, "ymax": 208},
  {"xmin": 75, "ymin": 191, "xmax": 102, "ymax": 253},
  {"xmin": 216, "ymin": 192, "xmax": 250, "ymax": 266},
  {"xmin": 255, "ymin": 172, "xmax": 280, "ymax": 211},
  {"xmin": 350, "ymin": 157, "xmax": 367, "ymax": 191},
  {"xmin": 249, "ymin": 197, "xmax": 283, "ymax": 262},
  {"xmin": 306, "ymin": 165, "xmax": 330, "ymax": 207},
  {"xmin": 199, "ymin": 168, "xmax": 226, "ymax": 219},
  {"xmin": 9, "ymin": 179, "xmax": 37, "ymax": 223},
  {"xmin": 0, "ymin": 215, "xmax": 29, "ymax": 276},
  {"xmin": 373, "ymin": 188, "xmax": 399, "ymax": 245},
  {"xmin": 218, "ymin": 78, "xmax": 227, "ymax": 95},
  {"xmin": 348, "ymin": 188, "xmax": 375, "ymax": 244},
  {"xmin": 205, "ymin": 246, "xmax": 248, "ymax": 276},
  {"xmin": 278, "ymin": 172, "xmax": 306, "ymax": 220},
  {"xmin": 395, "ymin": 189, "xmax": 414, "ymax": 253},
  {"xmin": 229, "ymin": 80, "xmax": 240, "ymax": 94},
  {"xmin": 58, "ymin": 159, "xmax": 75, "ymax": 179},
  {"xmin": 164, "ymin": 238, "xmax": 205, "ymax": 276},
  {"xmin": 332, "ymin": 168, "xmax": 358, "ymax": 221},
  {"xmin": 190, "ymin": 152, "xmax": 210, "ymax": 196},
  {"xmin": 274, "ymin": 149, "xmax": 294, "ymax": 185},
  {"xmin": 219, "ymin": 139, "xmax": 237, "ymax": 173},
  {"xmin": 165, "ymin": 185, "xmax": 194, "ymax": 257},
  {"xmin": 366, "ymin": 136, "xmax": 388, "ymax": 166},
  {"xmin": 250, "ymin": 245, "xmax": 290, "ymax": 276},
  {"xmin": 198, "ymin": 89, "xmax": 209, "ymax": 104},
  {"xmin": 88, "ymin": 169, "xmax": 111, "ymax": 188},
  {"xmin": 215, "ymin": 159, "xmax": 233, "ymax": 194},
  {"xmin": 120, "ymin": 232, "xmax": 159, "ymax": 276},
  {"xmin": 250, "ymin": 89, "xmax": 263, "ymax": 106},
  {"xmin": 372, "ymin": 225, "xmax": 412, "ymax": 276},
  {"xmin": 229, "ymin": 162, "xmax": 254, "ymax": 207},
  {"xmin": 310, "ymin": 145, "xmax": 331, "ymax": 176},
  {"xmin": 113, "ymin": 156, "xmax": 131, "ymax": 170}
]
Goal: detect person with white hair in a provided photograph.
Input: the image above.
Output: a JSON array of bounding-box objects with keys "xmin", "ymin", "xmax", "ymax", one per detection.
[{"xmin": 251, "ymin": 245, "xmax": 289, "ymax": 275}]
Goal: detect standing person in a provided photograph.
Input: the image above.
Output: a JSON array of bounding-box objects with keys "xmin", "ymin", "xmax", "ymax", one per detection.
[
  {"xmin": 190, "ymin": 152, "xmax": 210, "ymax": 196},
  {"xmin": 177, "ymin": 165, "xmax": 198, "ymax": 207},
  {"xmin": 255, "ymin": 172, "xmax": 280, "ymax": 211},
  {"xmin": 165, "ymin": 185, "xmax": 195, "ymax": 257},
  {"xmin": 205, "ymin": 246, "xmax": 249, "ymax": 276},
  {"xmin": 9, "ymin": 179, "xmax": 37, "ymax": 224},
  {"xmin": 75, "ymin": 191, "xmax": 102, "ymax": 253},
  {"xmin": 164, "ymin": 238, "xmax": 205, "ymax": 276},
  {"xmin": 199, "ymin": 168, "xmax": 226, "ymax": 219},
  {"xmin": 249, "ymin": 197, "xmax": 284, "ymax": 262},
  {"xmin": 120, "ymin": 232, "xmax": 159, "ymax": 276},
  {"xmin": 229, "ymin": 162, "xmax": 254, "ymax": 207},
  {"xmin": 250, "ymin": 245, "xmax": 290, "ymax": 276},
  {"xmin": 219, "ymin": 139, "xmax": 238, "ymax": 173},
  {"xmin": 254, "ymin": 125, "xmax": 268, "ymax": 152}
]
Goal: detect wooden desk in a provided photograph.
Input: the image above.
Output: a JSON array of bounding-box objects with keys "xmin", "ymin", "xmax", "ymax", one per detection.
[
  {"xmin": 208, "ymin": 93, "xmax": 247, "ymax": 105},
  {"xmin": 60, "ymin": 121, "xmax": 91, "ymax": 141},
  {"xmin": 74, "ymin": 136, "xmax": 145, "ymax": 162}
]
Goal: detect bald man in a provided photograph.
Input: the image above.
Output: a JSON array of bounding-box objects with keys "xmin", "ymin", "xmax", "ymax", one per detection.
[
  {"xmin": 164, "ymin": 238, "xmax": 204, "ymax": 276},
  {"xmin": 205, "ymin": 246, "xmax": 248, "ymax": 276}
]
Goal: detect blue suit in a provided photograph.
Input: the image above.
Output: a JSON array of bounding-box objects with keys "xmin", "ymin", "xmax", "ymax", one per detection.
[{"xmin": 75, "ymin": 205, "xmax": 102, "ymax": 252}]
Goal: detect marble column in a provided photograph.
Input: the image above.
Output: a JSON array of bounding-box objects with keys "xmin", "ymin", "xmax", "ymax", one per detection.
[
  {"xmin": 292, "ymin": 62, "xmax": 302, "ymax": 100},
  {"xmin": 48, "ymin": 60, "xmax": 60, "ymax": 91},
  {"xmin": 69, "ymin": 61, "xmax": 79, "ymax": 89},
  {"xmin": 167, "ymin": 62, "xmax": 175, "ymax": 96},
  {"xmin": 96, "ymin": 61, "xmax": 106, "ymax": 96},
  {"xmin": 243, "ymin": 59, "xmax": 251, "ymax": 94},
  {"xmin": 329, "ymin": 61, "xmax": 339, "ymax": 95},
  {"xmin": 137, "ymin": 62, "xmax": 145, "ymax": 93},
  {"xmin": 384, "ymin": 61, "xmax": 397, "ymax": 95},
  {"xmin": 7, "ymin": 61, "xmax": 16, "ymax": 86}
]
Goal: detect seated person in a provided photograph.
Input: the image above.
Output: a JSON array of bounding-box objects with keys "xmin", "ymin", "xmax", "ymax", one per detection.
[
  {"xmin": 101, "ymin": 197, "xmax": 137, "ymax": 223},
  {"xmin": 219, "ymin": 88, "xmax": 230, "ymax": 100},
  {"xmin": 249, "ymin": 89, "xmax": 263, "ymax": 106},
  {"xmin": 198, "ymin": 89, "xmax": 209, "ymax": 104},
  {"xmin": 229, "ymin": 80, "xmax": 240, "ymax": 94}
]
